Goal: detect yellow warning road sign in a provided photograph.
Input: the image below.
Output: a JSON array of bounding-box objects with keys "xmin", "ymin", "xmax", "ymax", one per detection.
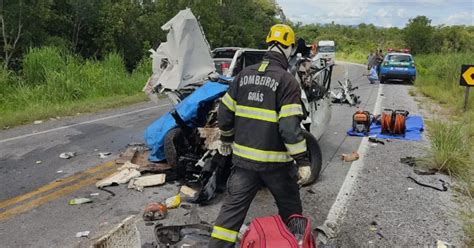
[{"xmin": 460, "ymin": 65, "xmax": 474, "ymax": 86}]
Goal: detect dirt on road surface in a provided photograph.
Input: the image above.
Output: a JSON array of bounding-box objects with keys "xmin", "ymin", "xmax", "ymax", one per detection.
[{"xmin": 0, "ymin": 62, "xmax": 465, "ymax": 247}]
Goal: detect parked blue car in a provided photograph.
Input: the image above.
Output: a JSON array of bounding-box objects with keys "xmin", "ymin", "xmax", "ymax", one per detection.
[{"xmin": 379, "ymin": 52, "xmax": 416, "ymax": 84}]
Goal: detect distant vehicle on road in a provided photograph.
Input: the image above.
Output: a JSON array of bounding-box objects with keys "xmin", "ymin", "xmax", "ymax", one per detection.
[
  {"xmin": 314, "ymin": 40, "xmax": 335, "ymax": 63},
  {"xmin": 379, "ymin": 51, "xmax": 416, "ymax": 84},
  {"xmin": 211, "ymin": 47, "xmax": 266, "ymax": 77}
]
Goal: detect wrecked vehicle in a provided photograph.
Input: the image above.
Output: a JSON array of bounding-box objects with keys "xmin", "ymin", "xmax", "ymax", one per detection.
[
  {"xmin": 143, "ymin": 9, "xmax": 333, "ymax": 203},
  {"xmin": 330, "ymin": 76, "xmax": 360, "ymax": 106}
]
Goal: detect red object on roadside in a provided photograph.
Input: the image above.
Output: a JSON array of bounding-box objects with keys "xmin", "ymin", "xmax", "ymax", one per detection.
[
  {"xmin": 143, "ymin": 202, "xmax": 168, "ymax": 221},
  {"xmin": 240, "ymin": 215, "xmax": 315, "ymax": 248}
]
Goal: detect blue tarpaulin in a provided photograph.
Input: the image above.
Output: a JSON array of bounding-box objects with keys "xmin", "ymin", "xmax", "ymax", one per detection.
[
  {"xmin": 144, "ymin": 81, "xmax": 229, "ymax": 162},
  {"xmin": 347, "ymin": 115, "xmax": 424, "ymax": 141}
]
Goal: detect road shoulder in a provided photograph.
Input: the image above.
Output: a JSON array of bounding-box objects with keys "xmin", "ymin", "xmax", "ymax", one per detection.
[{"xmin": 332, "ymin": 83, "xmax": 465, "ymax": 247}]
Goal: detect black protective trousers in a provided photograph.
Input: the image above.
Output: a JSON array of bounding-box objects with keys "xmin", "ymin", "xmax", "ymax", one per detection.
[{"xmin": 208, "ymin": 165, "xmax": 302, "ymax": 248}]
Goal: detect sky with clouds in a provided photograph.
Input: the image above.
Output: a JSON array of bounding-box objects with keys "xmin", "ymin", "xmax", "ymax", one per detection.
[{"xmin": 276, "ymin": 0, "xmax": 474, "ymax": 27}]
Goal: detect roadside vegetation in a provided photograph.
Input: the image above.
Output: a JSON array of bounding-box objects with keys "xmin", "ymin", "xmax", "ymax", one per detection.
[
  {"xmin": 0, "ymin": 47, "xmax": 149, "ymax": 127},
  {"xmin": 0, "ymin": 0, "xmax": 281, "ymax": 127}
]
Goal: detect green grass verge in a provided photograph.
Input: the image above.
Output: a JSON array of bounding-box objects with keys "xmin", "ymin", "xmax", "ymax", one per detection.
[
  {"xmin": 337, "ymin": 51, "xmax": 368, "ymax": 64},
  {"xmin": 0, "ymin": 93, "xmax": 148, "ymax": 128},
  {"xmin": 0, "ymin": 46, "xmax": 151, "ymax": 128},
  {"xmin": 414, "ymin": 52, "xmax": 473, "ymax": 246}
]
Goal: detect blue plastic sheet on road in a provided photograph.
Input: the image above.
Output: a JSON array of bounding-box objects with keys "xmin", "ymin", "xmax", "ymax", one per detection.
[
  {"xmin": 347, "ymin": 115, "xmax": 424, "ymax": 141},
  {"xmin": 144, "ymin": 81, "xmax": 229, "ymax": 162}
]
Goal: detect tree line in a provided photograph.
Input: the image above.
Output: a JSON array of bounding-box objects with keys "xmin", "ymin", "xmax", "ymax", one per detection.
[
  {"xmin": 296, "ymin": 16, "xmax": 474, "ymax": 55},
  {"xmin": 0, "ymin": 0, "xmax": 281, "ymax": 71},
  {"xmin": 1, "ymin": 0, "xmax": 472, "ymax": 72}
]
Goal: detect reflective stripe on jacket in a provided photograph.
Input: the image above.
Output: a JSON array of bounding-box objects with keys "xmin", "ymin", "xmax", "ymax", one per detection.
[{"xmin": 218, "ymin": 51, "xmax": 307, "ymax": 171}]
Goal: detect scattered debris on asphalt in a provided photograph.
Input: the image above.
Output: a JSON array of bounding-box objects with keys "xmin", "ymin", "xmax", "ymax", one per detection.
[
  {"xmin": 143, "ymin": 202, "xmax": 168, "ymax": 221},
  {"xmin": 118, "ymin": 161, "xmax": 140, "ymax": 171},
  {"xmin": 154, "ymin": 223, "xmax": 212, "ymax": 247},
  {"xmin": 128, "ymin": 142, "xmax": 145, "ymax": 147},
  {"xmin": 400, "ymin": 156, "xmax": 417, "ymax": 167},
  {"xmin": 414, "ymin": 168, "xmax": 438, "ymax": 175},
  {"xmin": 180, "ymin": 204, "xmax": 192, "ymax": 210},
  {"xmin": 35, "ymin": 160, "xmax": 42, "ymax": 164},
  {"xmin": 99, "ymin": 152, "xmax": 112, "ymax": 159},
  {"xmin": 92, "ymin": 216, "xmax": 140, "ymax": 247},
  {"xmin": 90, "ymin": 193, "xmax": 100, "ymax": 196},
  {"xmin": 137, "ymin": 162, "xmax": 172, "ymax": 173},
  {"xmin": 33, "ymin": 120, "xmax": 43, "ymax": 124},
  {"xmin": 116, "ymin": 147, "xmax": 138, "ymax": 165},
  {"xmin": 118, "ymin": 149, "xmax": 172, "ymax": 173},
  {"xmin": 408, "ymin": 187, "xmax": 413, "ymax": 191},
  {"xmin": 368, "ymin": 137, "xmax": 385, "ymax": 145},
  {"xmin": 56, "ymin": 170, "xmax": 63, "ymax": 173},
  {"xmin": 341, "ymin": 152, "xmax": 360, "ymax": 162},
  {"xmin": 437, "ymin": 240, "xmax": 454, "ymax": 248},
  {"xmin": 95, "ymin": 168, "xmax": 141, "ymax": 188},
  {"xmin": 59, "ymin": 152, "xmax": 76, "ymax": 159},
  {"xmin": 376, "ymin": 232, "xmax": 385, "ymax": 239},
  {"xmin": 331, "ymin": 78, "xmax": 360, "ymax": 106},
  {"xmin": 165, "ymin": 193, "xmax": 181, "ymax": 209},
  {"xmin": 128, "ymin": 174, "xmax": 166, "ymax": 192},
  {"xmin": 407, "ymin": 176, "xmax": 448, "ymax": 191},
  {"xmin": 307, "ymin": 189, "xmax": 316, "ymax": 194},
  {"xmin": 69, "ymin": 198, "xmax": 93, "ymax": 205},
  {"xmin": 75, "ymin": 231, "xmax": 90, "ymax": 238},
  {"xmin": 98, "ymin": 187, "xmax": 116, "ymax": 197},
  {"xmin": 180, "ymin": 185, "xmax": 197, "ymax": 198}
]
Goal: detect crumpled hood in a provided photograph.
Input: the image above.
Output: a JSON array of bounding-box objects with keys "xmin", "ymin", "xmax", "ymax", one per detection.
[{"xmin": 144, "ymin": 8, "xmax": 215, "ymax": 93}]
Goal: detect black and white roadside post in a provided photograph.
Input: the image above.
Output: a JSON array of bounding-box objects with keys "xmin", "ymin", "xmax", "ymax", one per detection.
[{"xmin": 460, "ymin": 65, "xmax": 474, "ymax": 112}]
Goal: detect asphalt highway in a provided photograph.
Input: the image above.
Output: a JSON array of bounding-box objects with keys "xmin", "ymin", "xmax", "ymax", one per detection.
[{"xmin": 0, "ymin": 62, "xmax": 464, "ymax": 247}]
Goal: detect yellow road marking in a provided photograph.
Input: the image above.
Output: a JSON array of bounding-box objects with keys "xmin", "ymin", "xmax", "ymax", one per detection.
[
  {"xmin": 0, "ymin": 161, "xmax": 117, "ymax": 210},
  {"xmin": 0, "ymin": 165, "xmax": 118, "ymax": 221}
]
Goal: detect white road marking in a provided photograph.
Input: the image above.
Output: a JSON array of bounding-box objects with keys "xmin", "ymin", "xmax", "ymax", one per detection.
[
  {"xmin": 0, "ymin": 103, "xmax": 171, "ymax": 144},
  {"xmin": 317, "ymin": 63, "xmax": 384, "ymax": 242}
]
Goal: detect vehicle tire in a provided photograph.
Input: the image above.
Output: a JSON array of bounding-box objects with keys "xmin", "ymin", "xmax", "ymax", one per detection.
[
  {"xmin": 301, "ymin": 130, "xmax": 322, "ymax": 186},
  {"xmin": 380, "ymin": 78, "xmax": 385, "ymax": 84},
  {"xmin": 164, "ymin": 128, "xmax": 186, "ymax": 168}
]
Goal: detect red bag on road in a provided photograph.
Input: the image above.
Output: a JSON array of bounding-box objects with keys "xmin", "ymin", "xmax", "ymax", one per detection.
[{"xmin": 240, "ymin": 215, "xmax": 316, "ymax": 248}]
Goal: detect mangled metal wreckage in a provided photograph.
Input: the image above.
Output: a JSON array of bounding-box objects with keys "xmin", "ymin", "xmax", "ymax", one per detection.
[{"xmin": 143, "ymin": 9, "xmax": 334, "ymax": 204}]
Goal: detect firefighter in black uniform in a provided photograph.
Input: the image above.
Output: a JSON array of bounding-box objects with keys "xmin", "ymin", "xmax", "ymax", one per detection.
[{"xmin": 208, "ymin": 24, "xmax": 312, "ymax": 248}]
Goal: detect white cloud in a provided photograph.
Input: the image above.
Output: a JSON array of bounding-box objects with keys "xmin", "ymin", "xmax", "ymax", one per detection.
[
  {"xmin": 276, "ymin": 0, "xmax": 473, "ymax": 27},
  {"xmin": 277, "ymin": 0, "xmax": 370, "ymax": 24},
  {"xmin": 397, "ymin": 9, "xmax": 407, "ymax": 18},
  {"xmin": 443, "ymin": 11, "xmax": 474, "ymax": 25},
  {"xmin": 376, "ymin": 8, "xmax": 389, "ymax": 18}
]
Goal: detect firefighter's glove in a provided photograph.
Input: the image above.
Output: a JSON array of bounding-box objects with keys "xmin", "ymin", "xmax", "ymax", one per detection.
[
  {"xmin": 294, "ymin": 153, "xmax": 312, "ymax": 186},
  {"xmin": 217, "ymin": 140, "xmax": 232, "ymax": 156}
]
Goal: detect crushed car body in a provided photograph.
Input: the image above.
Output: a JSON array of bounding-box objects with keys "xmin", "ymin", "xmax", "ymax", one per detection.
[
  {"xmin": 143, "ymin": 9, "xmax": 333, "ymax": 204},
  {"xmin": 143, "ymin": 8, "xmax": 215, "ymax": 100}
]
